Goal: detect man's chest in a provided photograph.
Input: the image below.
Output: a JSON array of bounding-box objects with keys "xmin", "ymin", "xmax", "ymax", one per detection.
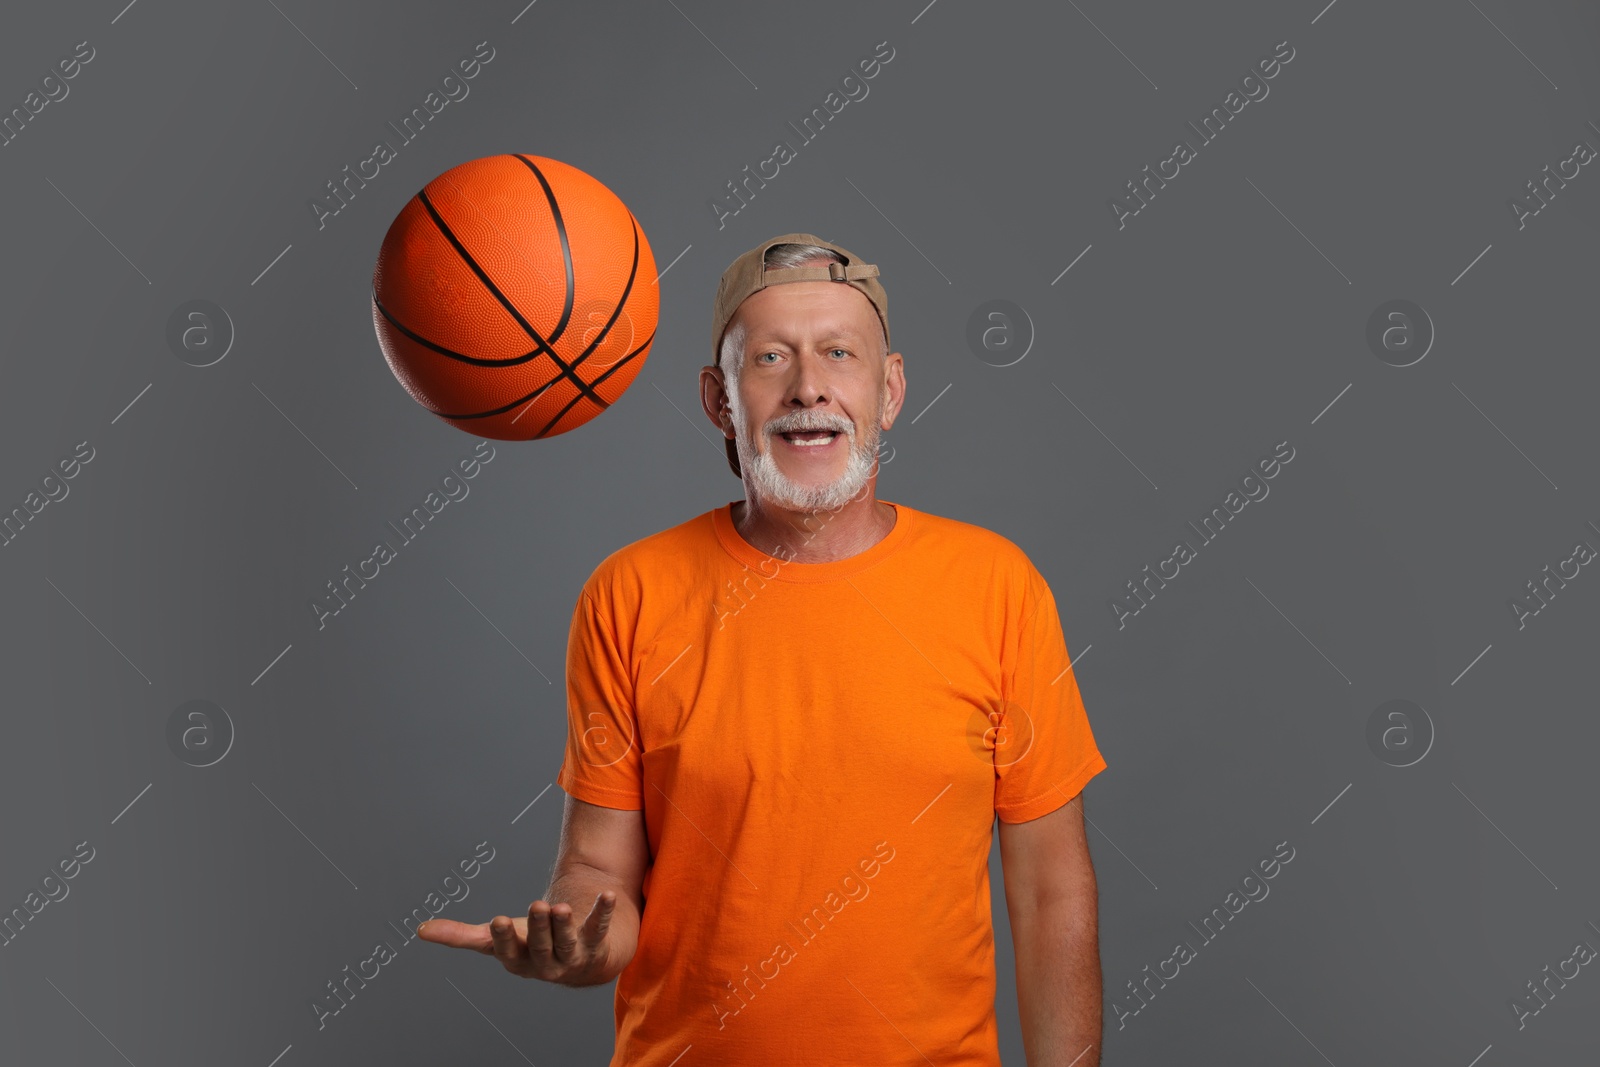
[{"xmin": 627, "ymin": 580, "xmax": 1008, "ymax": 827}]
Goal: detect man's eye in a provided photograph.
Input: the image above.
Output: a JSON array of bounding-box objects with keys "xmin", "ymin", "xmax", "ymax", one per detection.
[
  {"xmin": 830, "ymin": 348, "xmax": 849, "ymax": 358},
  {"xmin": 757, "ymin": 352, "xmax": 779, "ymax": 363}
]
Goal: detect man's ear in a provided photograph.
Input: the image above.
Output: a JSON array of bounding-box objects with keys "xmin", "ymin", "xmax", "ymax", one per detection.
[
  {"xmin": 699, "ymin": 364, "xmax": 733, "ymax": 434},
  {"xmin": 880, "ymin": 350, "xmax": 907, "ymax": 429}
]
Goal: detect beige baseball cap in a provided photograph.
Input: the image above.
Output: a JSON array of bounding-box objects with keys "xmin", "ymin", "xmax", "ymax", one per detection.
[{"xmin": 711, "ymin": 232, "xmax": 890, "ymax": 478}]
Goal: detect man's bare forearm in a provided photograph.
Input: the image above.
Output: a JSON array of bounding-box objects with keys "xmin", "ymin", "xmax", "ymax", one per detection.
[
  {"xmin": 545, "ymin": 862, "xmax": 642, "ymax": 986},
  {"xmin": 1012, "ymin": 899, "xmax": 1102, "ymax": 1067}
]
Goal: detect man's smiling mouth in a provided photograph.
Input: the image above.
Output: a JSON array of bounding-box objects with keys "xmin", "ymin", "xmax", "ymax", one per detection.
[{"xmin": 779, "ymin": 429, "xmax": 840, "ymax": 446}]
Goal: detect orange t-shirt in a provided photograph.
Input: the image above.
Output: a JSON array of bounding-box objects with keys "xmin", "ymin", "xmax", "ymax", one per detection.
[{"xmin": 556, "ymin": 498, "xmax": 1107, "ymax": 1066}]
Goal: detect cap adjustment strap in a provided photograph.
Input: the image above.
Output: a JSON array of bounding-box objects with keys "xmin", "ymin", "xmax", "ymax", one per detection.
[{"xmin": 758, "ymin": 263, "xmax": 881, "ymax": 285}]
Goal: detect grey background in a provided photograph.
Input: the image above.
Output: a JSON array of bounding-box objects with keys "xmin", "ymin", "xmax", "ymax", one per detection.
[{"xmin": 1, "ymin": 0, "xmax": 1597, "ymax": 1064}]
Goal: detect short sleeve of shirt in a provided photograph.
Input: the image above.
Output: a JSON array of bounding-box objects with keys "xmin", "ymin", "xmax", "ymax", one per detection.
[
  {"xmin": 555, "ymin": 589, "xmax": 645, "ymax": 810},
  {"xmin": 994, "ymin": 570, "xmax": 1107, "ymax": 823}
]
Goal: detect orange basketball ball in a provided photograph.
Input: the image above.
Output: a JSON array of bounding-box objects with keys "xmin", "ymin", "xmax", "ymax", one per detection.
[{"xmin": 371, "ymin": 154, "xmax": 659, "ymax": 440}]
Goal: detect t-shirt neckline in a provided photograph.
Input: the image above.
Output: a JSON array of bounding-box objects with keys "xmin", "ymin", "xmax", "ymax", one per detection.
[{"xmin": 712, "ymin": 498, "xmax": 914, "ymax": 582}]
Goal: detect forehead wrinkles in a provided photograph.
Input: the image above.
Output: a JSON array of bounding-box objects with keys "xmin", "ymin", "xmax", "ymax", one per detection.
[
  {"xmin": 736, "ymin": 281, "xmax": 881, "ymax": 348},
  {"xmin": 747, "ymin": 324, "xmax": 868, "ymax": 349}
]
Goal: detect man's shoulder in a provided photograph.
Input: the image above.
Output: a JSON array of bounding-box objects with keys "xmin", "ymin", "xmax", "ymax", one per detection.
[
  {"xmin": 578, "ymin": 504, "xmax": 721, "ymax": 607},
  {"xmin": 903, "ymin": 503, "xmax": 1043, "ymax": 585}
]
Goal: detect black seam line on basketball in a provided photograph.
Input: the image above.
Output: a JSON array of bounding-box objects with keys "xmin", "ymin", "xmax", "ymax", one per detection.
[
  {"xmin": 560, "ymin": 211, "xmax": 642, "ymax": 380},
  {"xmin": 372, "ymin": 295, "xmax": 545, "ymax": 368},
  {"xmin": 435, "ymin": 326, "xmax": 654, "ymax": 423},
  {"xmin": 430, "ymin": 165, "xmax": 575, "ymax": 348},
  {"xmin": 522, "ymin": 215, "xmax": 646, "ymax": 435},
  {"xmin": 414, "ymin": 184, "xmax": 595, "ymax": 403},
  {"xmin": 384, "ymin": 183, "xmax": 633, "ymax": 379},
  {"xmin": 589, "ymin": 326, "xmax": 655, "ymax": 392},
  {"xmin": 372, "ymin": 295, "xmax": 603, "ymax": 370},
  {"xmin": 433, "ymin": 211, "xmax": 645, "ymax": 420},
  {"xmin": 527, "ymin": 328, "xmax": 656, "ymax": 438},
  {"xmin": 413, "ymin": 186, "xmax": 604, "ymax": 410},
  {"xmin": 511, "ymin": 154, "xmax": 575, "ymax": 345}
]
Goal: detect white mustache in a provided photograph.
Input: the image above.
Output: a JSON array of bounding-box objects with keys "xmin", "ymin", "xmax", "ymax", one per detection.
[{"xmin": 768, "ymin": 418, "xmax": 852, "ymax": 435}]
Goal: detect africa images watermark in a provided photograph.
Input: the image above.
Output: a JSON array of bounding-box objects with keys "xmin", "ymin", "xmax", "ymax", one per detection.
[
  {"xmin": 1507, "ymin": 125, "xmax": 1596, "ymax": 231},
  {"xmin": 0, "ymin": 440, "xmax": 95, "ymax": 550},
  {"xmin": 1109, "ymin": 441, "xmax": 1296, "ymax": 630},
  {"xmin": 1109, "ymin": 39, "xmax": 1297, "ymax": 230},
  {"xmin": 0, "ymin": 39, "xmax": 96, "ymax": 151},
  {"xmin": 1509, "ymin": 918, "xmax": 1600, "ymax": 1031},
  {"xmin": 710, "ymin": 839, "xmax": 897, "ymax": 1030},
  {"xmin": 707, "ymin": 39, "xmax": 897, "ymax": 231},
  {"xmin": 1, "ymin": 841, "xmax": 97, "ymax": 948},
  {"xmin": 308, "ymin": 41, "xmax": 497, "ymax": 232},
  {"xmin": 309, "ymin": 440, "xmax": 496, "ymax": 630},
  {"xmin": 711, "ymin": 436, "xmax": 896, "ymax": 630},
  {"xmin": 310, "ymin": 840, "xmax": 496, "ymax": 1030},
  {"xmin": 1508, "ymin": 520, "xmax": 1597, "ymax": 631},
  {"xmin": 1111, "ymin": 839, "xmax": 1297, "ymax": 1030}
]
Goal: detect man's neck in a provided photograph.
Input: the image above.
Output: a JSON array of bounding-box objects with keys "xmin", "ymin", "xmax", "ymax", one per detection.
[{"xmin": 731, "ymin": 493, "xmax": 896, "ymax": 564}]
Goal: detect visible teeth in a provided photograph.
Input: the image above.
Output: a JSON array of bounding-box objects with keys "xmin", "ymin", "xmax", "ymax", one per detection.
[{"xmin": 783, "ymin": 432, "xmax": 837, "ymax": 446}]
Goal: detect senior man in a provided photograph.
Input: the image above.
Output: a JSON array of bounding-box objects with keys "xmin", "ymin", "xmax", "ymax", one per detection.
[{"xmin": 420, "ymin": 233, "xmax": 1109, "ymax": 1066}]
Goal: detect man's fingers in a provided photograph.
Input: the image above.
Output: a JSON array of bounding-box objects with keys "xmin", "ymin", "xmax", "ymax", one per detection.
[
  {"xmin": 488, "ymin": 915, "xmax": 527, "ymax": 969},
  {"xmin": 420, "ymin": 899, "xmax": 612, "ymax": 980},
  {"xmin": 416, "ymin": 918, "xmax": 494, "ymax": 953},
  {"xmin": 547, "ymin": 901, "xmax": 581, "ymax": 964},
  {"xmin": 581, "ymin": 891, "xmax": 616, "ymax": 948},
  {"xmin": 525, "ymin": 899, "xmax": 555, "ymax": 961}
]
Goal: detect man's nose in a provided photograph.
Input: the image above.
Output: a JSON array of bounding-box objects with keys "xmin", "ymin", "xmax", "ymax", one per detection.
[{"xmin": 786, "ymin": 352, "xmax": 832, "ymax": 406}]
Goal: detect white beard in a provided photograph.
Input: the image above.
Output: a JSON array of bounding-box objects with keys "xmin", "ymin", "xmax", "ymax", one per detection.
[{"xmin": 730, "ymin": 388, "xmax": 886, "ymax": 514}]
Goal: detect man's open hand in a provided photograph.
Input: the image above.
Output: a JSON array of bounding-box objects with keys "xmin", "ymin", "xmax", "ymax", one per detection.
[{"xmin": 417, "ymin": 892, "xmax": 621, "ymax": 986}]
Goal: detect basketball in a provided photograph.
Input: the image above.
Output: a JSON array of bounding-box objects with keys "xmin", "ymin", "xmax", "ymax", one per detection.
[{"xmin": 371, "ymin": 154, "xmax": 659, "ymax": 441}]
